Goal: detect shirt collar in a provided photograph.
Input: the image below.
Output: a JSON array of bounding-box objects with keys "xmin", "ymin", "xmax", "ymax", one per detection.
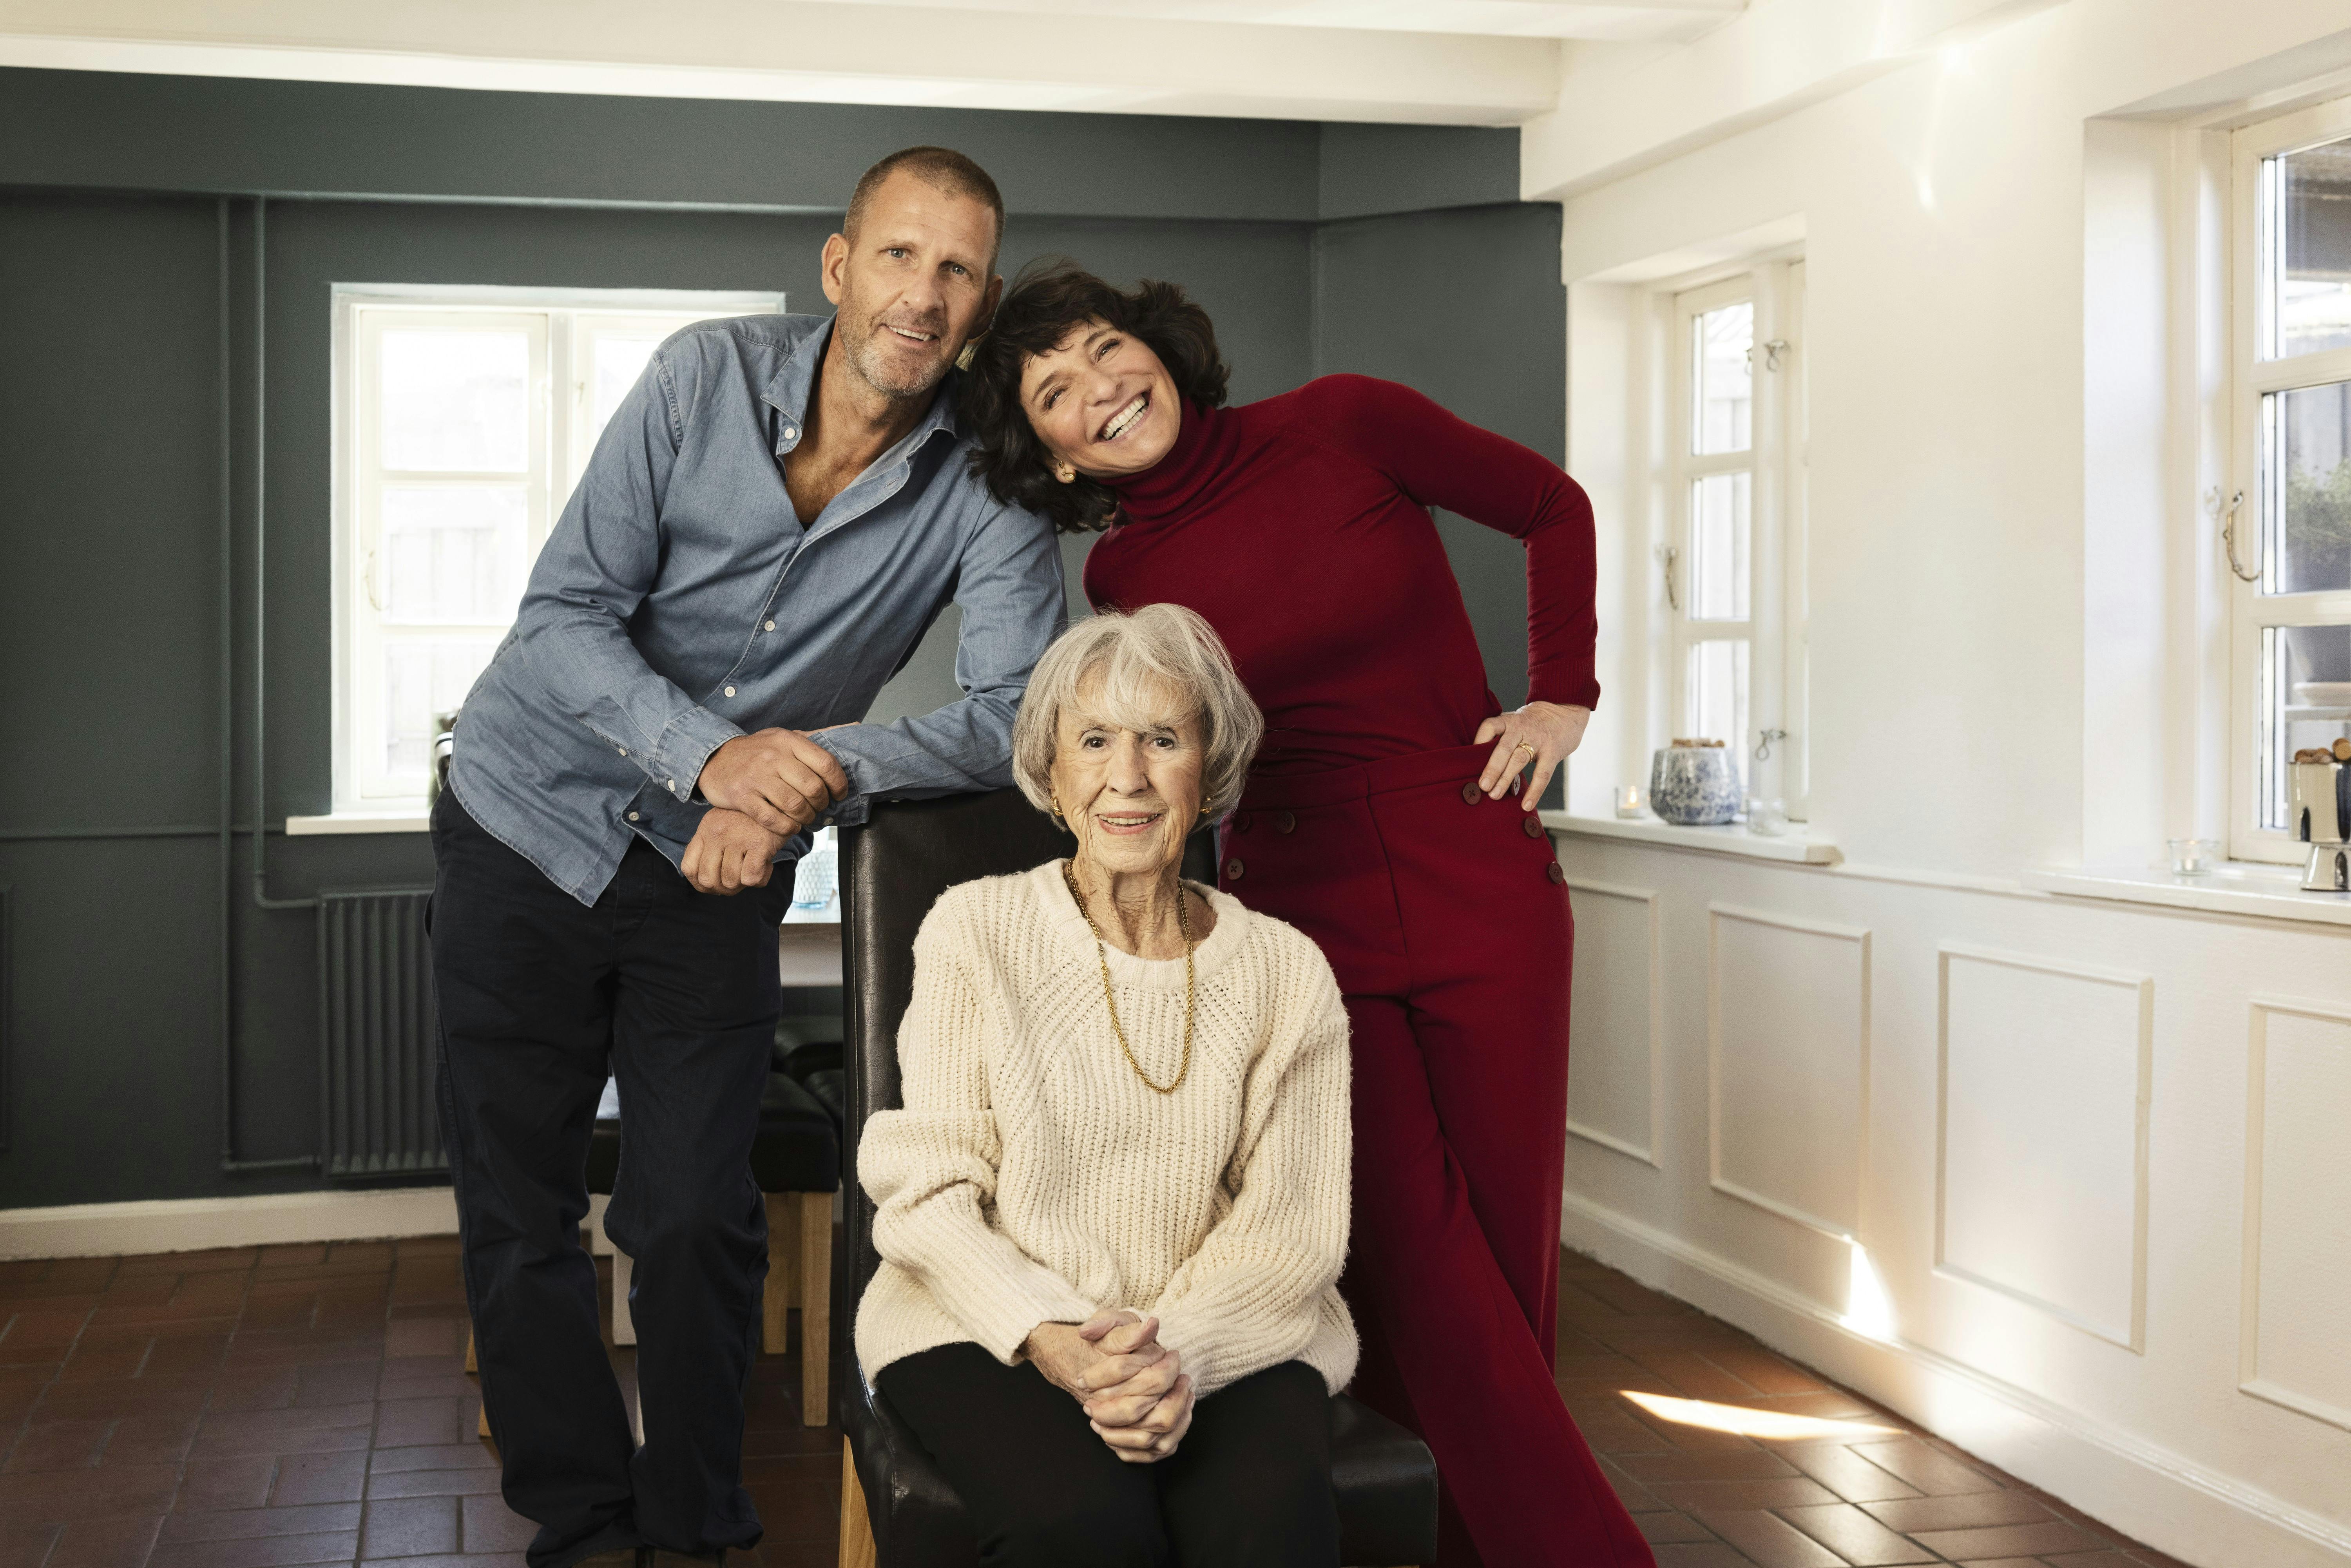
[{"xmin": 762, "ymin": 315, "xmax": 964, "ymax": 461}]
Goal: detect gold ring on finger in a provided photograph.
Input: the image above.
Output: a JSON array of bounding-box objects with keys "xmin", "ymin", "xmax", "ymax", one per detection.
[{"xmin": 1514, "ymin": 742, "xmax": 1536, "ymax": 759}]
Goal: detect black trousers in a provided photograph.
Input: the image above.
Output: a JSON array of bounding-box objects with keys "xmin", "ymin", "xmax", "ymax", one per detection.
[
  {"xmin": 877, "ymin": 1345, "xmax": 1340, "ymax": 1568},
  {"xmin": 429, "ymin": 790, "xmax": 789, "ymax": 1568}
]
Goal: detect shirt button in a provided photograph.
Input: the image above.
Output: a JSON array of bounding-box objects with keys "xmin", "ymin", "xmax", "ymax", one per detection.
[
  {"xmin": 667, "ymin": 778, "xmax": 676, "ymax": 790},
  {"xmin": 783, "ymin": 425, "xmax": 798, "ymax": 439},
  {"xmin": 1460, "ymin": 781, "xmax": 1482, "ymax": 804},
  {"xmin": 764, "ymin": 620, "xmax": 775, "ymax": 631},
  {"xmin": 618, "ymin": 747, "xmax": 627, "ymax": 757},
  {"xmin": 628, "ymin": 811, "xmax": 640, "ymax": 822},
  {"xmin": 1523, "ymin": 815, "xmax": 1546, "ymax": 839},
  {"xmin": 1223, "ymin": 858, "xmax": 1245, "ymax": 880},
  {"xmin": 724, "ymin": 686, "xmax": 736, "ymax": 697},
  {"xmin": 1275, "ymin": 811, "xmax": 1297, "ymax": 834},
  {"xmin": 1546, "ymin": 861, "xmax": 1567, "ymax": 885}
]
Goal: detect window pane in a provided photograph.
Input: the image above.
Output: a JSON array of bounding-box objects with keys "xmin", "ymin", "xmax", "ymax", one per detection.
[
  {"xmin": 380, "ymin": 487, "xmax": 529, "ymax": 624},
  {"xmin": 2275, "ymin": 136, "xmax": 2351, "ymax": 359},
  {"xmin": 1690, "ymin": 473, "xmax": 1751, "ymax": 620},
  {"xmin": 380, "ymin": 329, "xmax": 530, "ymax": 472},
  {"xmin": 382, "ymin": 639, "xmax": 499, "ymax": 779},
  {"xmin": 2261, "ymin": 380, "xmax": 2351, "ymax": 593},
  {"xmin": 592, "ymin": 333, "xmax": 667, "ymax": 442},
  {"xmin": 2259, "ymin": 623, "xmax": 2351, "ymax": 831},
  {"xmin": 1694, "ymin": 301, "xmax": 1753, "ymax": 455},
  {"xmin": 1687, "ymin": 638, "xmax": 1750, "ymax": 791}
]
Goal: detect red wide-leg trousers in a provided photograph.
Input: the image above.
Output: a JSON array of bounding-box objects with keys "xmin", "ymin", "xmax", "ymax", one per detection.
[{"xmin": 1221, "ymin": 744, "xmax": 1653, "ymax": 1568}]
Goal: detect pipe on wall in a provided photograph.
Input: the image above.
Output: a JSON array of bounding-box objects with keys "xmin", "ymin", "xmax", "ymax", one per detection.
[{"xmin": 223, "ymin": 194, "xmax": 319, "ymax": 1175}]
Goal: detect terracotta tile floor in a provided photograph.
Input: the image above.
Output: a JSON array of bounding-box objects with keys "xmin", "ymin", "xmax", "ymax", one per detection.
[{"xmin": 0, "ymin": 1237, "xmax": 2188, "ymax": 1568}]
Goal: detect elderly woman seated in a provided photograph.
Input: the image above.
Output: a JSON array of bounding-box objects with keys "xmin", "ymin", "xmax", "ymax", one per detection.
[{"xmin": 854, "ymin": 603, "xmax": 1356, "ymax": 1568}]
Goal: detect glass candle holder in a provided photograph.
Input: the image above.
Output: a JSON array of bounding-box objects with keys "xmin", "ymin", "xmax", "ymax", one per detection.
[
  {"xmin": 2166, "ymin": 838, "xmax": 2221, "ymax": 875},
  {"xmin": 1614, "ymin": 784, "xmax": 1645, "ymax": 819},
  {"xmin": 1745, "ymin": 797, "xmax": 1789, "ymax": 837}
]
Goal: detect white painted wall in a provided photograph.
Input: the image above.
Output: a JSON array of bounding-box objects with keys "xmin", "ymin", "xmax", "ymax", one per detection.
[{"xmin": 1542, "ymin": 3, "xmax": 2351, "ymax": 1564}]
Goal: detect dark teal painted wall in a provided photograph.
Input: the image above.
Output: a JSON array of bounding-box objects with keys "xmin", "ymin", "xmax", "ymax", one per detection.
[{"xmin": 0, "ymin": 70, "xmax": 1564, "ymax": 1207}]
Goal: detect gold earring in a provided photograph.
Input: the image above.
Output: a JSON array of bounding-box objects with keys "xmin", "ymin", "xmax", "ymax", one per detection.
[
  {"xmin": 1050, "ymin": 790, "xmax": 1066, "ymax": 826},
  {"xmin": 1053, "ymin": 462, "xmax": 1076, "ymax": 484}
]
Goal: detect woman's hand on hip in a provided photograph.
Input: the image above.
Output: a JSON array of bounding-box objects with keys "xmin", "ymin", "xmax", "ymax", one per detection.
[
  {"xmin": 1475, "ymin": 701, "xmax": 1591, "ymax": 811},
  {"xmin": 1092, "ymin": 1374, "xmax": 1195, "ymax": 1464}
]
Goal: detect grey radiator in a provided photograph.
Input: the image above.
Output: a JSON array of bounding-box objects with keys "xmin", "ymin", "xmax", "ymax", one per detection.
[{"xmin": 317, "ymin": 888, "xmax": 445, "ymax": 1178}]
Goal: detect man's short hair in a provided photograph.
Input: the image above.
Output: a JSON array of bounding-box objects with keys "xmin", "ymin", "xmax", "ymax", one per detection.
[{"xmin": 844, "ymin": 146, "xmax": 1005, "ymax": 268}]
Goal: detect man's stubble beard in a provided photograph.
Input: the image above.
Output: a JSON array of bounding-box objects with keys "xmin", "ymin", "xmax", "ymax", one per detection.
[{"xmin": 837, "ymin": 290, "xmax": 953, "ymax": 406}]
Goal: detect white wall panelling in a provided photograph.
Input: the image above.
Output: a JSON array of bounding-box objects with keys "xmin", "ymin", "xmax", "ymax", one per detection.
[
  {"xmin": 1935, "ymin": 943, "xmax": 2153, "ymax": 1351},
  {"xmin": 2241, "ymin": 997, "xmax": 2351, "ymax": 1433},
  {"xmin": 1564, "ymin": 877, "xmax": 1662, "ymax": 1165},
  {"xmin": 1706, "ymin": 902, "xmax": 1871, "ymax": 1240}
]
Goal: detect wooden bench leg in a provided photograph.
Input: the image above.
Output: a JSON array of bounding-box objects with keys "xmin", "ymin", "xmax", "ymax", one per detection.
[
  {"xmin": 466, "ymin": 1327, "xmax": 491, "ymax": 1441},
  {"xmin": 610, "ymin": 1249, "xmax": 638, "ymax": 1346},
  {"xmin": 799, "ymin": 1189, "xmax": 832, "ymax": 1427},
  {"xmin": 838, "ymin": 1436, "xmax": 877, "ymax": 1568}
]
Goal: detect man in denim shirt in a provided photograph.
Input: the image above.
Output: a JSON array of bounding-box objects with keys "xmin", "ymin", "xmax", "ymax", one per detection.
[{"xmin": 429, "ymin": 148, "xmax": 1062, "ymax": 1568}]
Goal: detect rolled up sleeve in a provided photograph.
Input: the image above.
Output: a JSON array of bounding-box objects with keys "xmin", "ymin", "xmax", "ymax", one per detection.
[{"xmin": 812, "ymin": 501, "xmax": 1063, "ymax": 824}]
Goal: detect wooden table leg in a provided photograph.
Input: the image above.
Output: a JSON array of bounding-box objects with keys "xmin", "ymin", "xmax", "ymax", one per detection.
[
  {"xmin": 799, "ymin": 1189, "xmax": 833, "ymax": 1427},
  {"xmin": 764, "ymin": 1192, "xmax": 798, "ymax": 1356}
]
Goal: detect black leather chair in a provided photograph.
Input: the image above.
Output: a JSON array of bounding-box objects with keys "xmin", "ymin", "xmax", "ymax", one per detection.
[{"xmin": 834, "ymin": 789, "xmax": 1439, "ymax": 1566}]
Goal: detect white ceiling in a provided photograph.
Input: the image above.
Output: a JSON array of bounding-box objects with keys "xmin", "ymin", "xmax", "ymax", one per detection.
[{"xmin": 0, "ymin": 0, "xmax": 1748, "ymax": 128}]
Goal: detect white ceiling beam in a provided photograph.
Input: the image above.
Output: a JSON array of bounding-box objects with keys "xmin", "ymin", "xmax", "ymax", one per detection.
[
  {"xmin": 0, "ymin": 0, "xmax": 1562, "ymax": 125},
  {"xmin": 799, "ymin": 0, "xmax": 1746, "ymax": 43},
  {"xmin": 1520, "ymin": 0, "xmax": 2070, "ymax": 198}
]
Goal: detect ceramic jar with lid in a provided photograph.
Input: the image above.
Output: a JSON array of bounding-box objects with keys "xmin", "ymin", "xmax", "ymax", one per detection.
[{"xmin": 1649, "ymin": 741, "xmax": 1740, "ymax": 826}]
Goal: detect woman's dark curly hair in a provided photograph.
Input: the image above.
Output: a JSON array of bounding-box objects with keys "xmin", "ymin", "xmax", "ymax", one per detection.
[{"xmin": 961, "ymin": 259, "xmax": 1230, "ymax": 534}]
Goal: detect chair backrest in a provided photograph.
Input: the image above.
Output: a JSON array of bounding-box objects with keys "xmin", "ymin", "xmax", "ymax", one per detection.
[
  {"xmin": 839, "ymin": 789, "xmax": 1078, "ymax": 1322},
  {"xmin": 836, "ymin": 789, "xmax": 1215, "ymax": 1393}
]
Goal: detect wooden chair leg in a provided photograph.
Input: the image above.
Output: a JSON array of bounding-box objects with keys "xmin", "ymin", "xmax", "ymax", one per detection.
[
  {"xmin": 764, "ymin": 1193, "xmax": 799, "ymax": 1356},
  {"xmin": 799, "ymin": 1189, "xmax": 832, "ymax": 1427},
  {"xmin": 837, "ymin": 1436, "xmax": 877, "ymax": 1568}
]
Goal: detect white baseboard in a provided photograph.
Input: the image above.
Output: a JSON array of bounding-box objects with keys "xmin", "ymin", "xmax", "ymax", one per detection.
[
  {"xmin": 1559, "ymin": 1189, "xmax": 2351, "ymax": 1568},
  {"xmin": 0, "ymin": 1186, "xmax": 459, "ymax": 1261}
]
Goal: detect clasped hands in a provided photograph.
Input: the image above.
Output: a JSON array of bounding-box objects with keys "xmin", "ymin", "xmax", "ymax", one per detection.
[
  {"xmin": 680, "ymin": 728, "xmax": 851, "ymax": 895},
  {"xmin": 1023, "ymin": 1312, "xmax": 1194, "ymax": 1465}
]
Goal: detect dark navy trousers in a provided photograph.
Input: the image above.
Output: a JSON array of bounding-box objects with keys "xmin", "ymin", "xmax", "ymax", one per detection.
[{"xmin": 429, "ymin": 789, "xmax": 788, "ymax": 1568}]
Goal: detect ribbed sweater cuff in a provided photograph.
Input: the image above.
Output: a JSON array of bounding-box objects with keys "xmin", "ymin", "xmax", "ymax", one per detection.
[{"xmin": 962, "ymin": 1273, "xmax": 1101, "ymax": 1365}]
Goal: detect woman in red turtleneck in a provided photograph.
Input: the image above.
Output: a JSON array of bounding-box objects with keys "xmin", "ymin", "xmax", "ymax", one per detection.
[{"xmin": 962, "ymin": 266, "xmax": 1653, "ymax": 1568}]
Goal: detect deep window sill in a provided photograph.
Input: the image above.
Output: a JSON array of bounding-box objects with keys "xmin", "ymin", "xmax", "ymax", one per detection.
[
  {"xmin": 1541, "ymin": 810, "xmax": 1841, "ymax": 865},
  {"xmin": 2025, "ymin": 862, "xmax": 2351, "ymax": 928},
  {"xmin": 286, "ymin": 809, "xmax": 430, "ymax": 836}
]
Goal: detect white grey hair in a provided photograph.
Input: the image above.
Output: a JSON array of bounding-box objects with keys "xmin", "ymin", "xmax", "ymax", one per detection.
[{"xmin": 1011, "ymin": 604, "xmax": 1264, "ymax": 824}]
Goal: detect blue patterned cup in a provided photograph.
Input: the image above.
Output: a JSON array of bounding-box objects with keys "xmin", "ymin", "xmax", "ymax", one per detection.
[{"xmin": 1649, "ymin": 744, "xmax": 1740, "ymax": 825}]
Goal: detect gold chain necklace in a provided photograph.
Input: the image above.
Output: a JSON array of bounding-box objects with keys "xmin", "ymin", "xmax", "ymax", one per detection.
[{"xmin": 1061, "ymin": 861, "xmax": 1194, "ymax": 1096}]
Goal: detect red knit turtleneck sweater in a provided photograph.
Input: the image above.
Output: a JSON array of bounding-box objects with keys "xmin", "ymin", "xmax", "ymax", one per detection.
[{"xmin": 1082, "ymin": 375, "xmax": 1599, "ymax": 777}]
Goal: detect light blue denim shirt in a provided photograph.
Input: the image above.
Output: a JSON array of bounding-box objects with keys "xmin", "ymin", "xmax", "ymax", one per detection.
[{"xmin": 450, "ymin": 313, "xmax": 1065, "ymax": 905}]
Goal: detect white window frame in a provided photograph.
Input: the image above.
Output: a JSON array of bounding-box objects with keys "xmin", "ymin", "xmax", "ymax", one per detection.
[
  {"xmin": 1657, "ymin": 255, "xmax": 1808, "ymax": 817},
  {"xmin": 328, "ymin": 284, "xmax": 784, "ymax": 817},
  {"xmin": 2228, "ymin": 95, "xmax": 2351, "ymax": 864}
]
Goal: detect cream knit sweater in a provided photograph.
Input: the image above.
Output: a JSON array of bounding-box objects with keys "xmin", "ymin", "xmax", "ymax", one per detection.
[{"xmin": 855, "ymin": 860, "xmax": 1357, "ymax": 1399}]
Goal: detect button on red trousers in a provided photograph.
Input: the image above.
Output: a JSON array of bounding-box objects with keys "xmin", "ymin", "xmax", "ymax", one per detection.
[{"xmin": 1223, "ymin": 744, "xmax": 1654, "ymax": 1568}]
